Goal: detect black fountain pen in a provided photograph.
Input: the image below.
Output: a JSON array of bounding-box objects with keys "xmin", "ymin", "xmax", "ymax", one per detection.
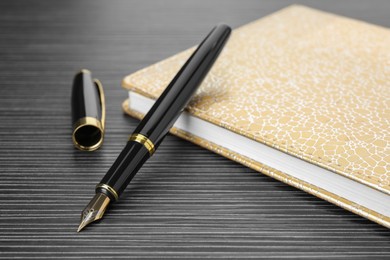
[{"xmin": 78, "ymin": 24, "xmax": 231, "ymax": 232}]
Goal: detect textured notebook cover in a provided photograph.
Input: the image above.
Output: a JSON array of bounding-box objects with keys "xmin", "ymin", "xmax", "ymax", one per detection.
[{"xmin": 122, "ymin": 5, "xmax": 390, "ymax": 227}]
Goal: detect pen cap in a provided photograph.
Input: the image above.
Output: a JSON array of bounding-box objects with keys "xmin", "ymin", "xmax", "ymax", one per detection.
[{"xmin": 71, "ymin": 69, "xmax": 106, "ymax": 151}]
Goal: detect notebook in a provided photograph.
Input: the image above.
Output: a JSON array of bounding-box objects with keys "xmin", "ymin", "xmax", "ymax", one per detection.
[{"xmin": 121, "ymin": 5, "xmax": 390, "ymax": 228}]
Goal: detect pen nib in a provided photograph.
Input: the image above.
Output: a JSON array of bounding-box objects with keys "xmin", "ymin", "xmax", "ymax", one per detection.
[{"xmin": 77, "ymin": 193, "xmax": 111, "ymax": 232}]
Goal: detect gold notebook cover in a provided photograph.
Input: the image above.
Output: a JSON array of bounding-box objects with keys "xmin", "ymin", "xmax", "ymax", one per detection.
[{"xmin": 122, "ymin": 5, "xmax": 390, "ymax": 227}]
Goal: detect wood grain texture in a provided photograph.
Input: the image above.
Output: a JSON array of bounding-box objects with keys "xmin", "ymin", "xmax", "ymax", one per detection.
[{"xmin": 0, "ymin": 0, "xmax": 389, "ymax": 258}]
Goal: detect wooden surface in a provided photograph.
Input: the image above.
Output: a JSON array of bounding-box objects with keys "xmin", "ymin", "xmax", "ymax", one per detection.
[{"xmin": 0, "ymin": 0, "xmax": 389, "ymax": 258}]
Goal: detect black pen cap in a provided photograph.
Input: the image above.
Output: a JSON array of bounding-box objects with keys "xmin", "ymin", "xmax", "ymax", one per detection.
[{"xmin": 71, "ymin": 69, "xmax": 105, "ymax": 151}]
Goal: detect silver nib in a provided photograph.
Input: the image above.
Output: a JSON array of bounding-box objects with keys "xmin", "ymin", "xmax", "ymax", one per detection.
[{"xmin": 77, "ymin": 193, "xmax": 111, "ymax": 232}]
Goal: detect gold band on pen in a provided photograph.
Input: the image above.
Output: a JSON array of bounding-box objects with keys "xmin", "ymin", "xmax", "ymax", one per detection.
[
  {"xmin": 72, "ymin": 117, "xmax": 104, "ymax": 151},
  {"xmin": 128, "ymin": 133, "xmax": 155, "ymax": 155},
  {"xmin": 96, "ymin": 183, "xmax": 119, "ymax": 201}
]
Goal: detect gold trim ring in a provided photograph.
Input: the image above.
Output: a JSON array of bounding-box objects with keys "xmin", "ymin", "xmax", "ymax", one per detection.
[
  {"xmin": 72, "ymin": 117, "xmax": 104, "ymax": 151},
  {"xmin": 128, "ymin": 133, "xmax": 155, "ymax": 155},
  {"xmin": 96, "ymin": 183, "xmax": 119, "ymax": 201}
]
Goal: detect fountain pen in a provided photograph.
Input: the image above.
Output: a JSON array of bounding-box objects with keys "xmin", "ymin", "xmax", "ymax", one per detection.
[{"xmin": 78, "ymin": 24, "xmax": 231, "ymax": 232}]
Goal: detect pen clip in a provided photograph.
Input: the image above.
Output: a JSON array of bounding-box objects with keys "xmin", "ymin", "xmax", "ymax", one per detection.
[{"xmin": 94, "ymin": 79, "xmax": 106, "ymax": 131}]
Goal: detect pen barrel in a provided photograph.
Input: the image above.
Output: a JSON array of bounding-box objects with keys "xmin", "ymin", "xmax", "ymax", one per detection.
[
  {"xmin": 134, "ymin": 24, "xmax": 231, "ymax": 145},
  {"xmin": 97, "ymin": 24, "xmax": 231, "ymax": 200},
  {"xmin": 97, "ymin": 140, "xmax": 150, "ymax": 199}
]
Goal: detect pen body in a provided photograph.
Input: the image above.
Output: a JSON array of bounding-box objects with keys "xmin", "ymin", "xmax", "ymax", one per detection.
[{"xmin": 97, "ymin": 24, "xmax": 231, "ymax": 200}]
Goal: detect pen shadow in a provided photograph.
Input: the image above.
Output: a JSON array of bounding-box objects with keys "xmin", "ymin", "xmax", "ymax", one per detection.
[{"xmin": 105, "ymin": 114, "xmax": 390, "ymax": 237}]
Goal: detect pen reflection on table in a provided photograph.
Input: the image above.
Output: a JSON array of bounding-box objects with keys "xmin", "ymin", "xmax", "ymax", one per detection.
[{"xmin": 78, "ymin": 24, "xmax": 231, "ymax": 232}]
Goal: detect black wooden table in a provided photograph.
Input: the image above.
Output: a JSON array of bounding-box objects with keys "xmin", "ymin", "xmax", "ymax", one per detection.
[{"xmin": 0, "ymin": 0, "xmax": 389, "ymax": 258}]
